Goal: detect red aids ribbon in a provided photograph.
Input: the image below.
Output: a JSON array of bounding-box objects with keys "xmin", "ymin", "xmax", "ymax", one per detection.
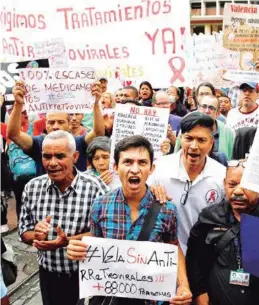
[{"xmin": 168, "ymin": 56, "xmax": 185, "ymax": 84}]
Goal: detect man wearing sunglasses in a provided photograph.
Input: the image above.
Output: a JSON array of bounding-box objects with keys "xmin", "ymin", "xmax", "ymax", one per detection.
[
  {"xmin": 227, "ymin": 82, "xmax": 259, "ymax": 132},
  {"xmin": 148, "ymin": 112, "xmax": 226, "ymax": 254},
  {"xmin": 186, "ymin": 160, "xmax": 259, "ymax": 305}
]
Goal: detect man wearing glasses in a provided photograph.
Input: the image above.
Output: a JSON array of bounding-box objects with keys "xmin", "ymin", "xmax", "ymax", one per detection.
[
  {"xmin": 198, "ymin": 95, "xmax": 235, "ymax": 160},
  {"xmin": 226, "ymin": 82, "xmax": 259, "ymax": 132},
  {"xmin": 148, "ymin": 112, "xmax": 226, "ymax": 254},
  {"xmin": 153, "ymin": 91, "xmax": 182, "ymax": 149},
  {"xmin": 186, "ymin": 160, "xmax": 259, "ymax": 305}
]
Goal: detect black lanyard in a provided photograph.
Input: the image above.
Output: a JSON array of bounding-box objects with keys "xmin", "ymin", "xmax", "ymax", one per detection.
[{"xmin": 230, "ymin": 213, "xmax": 242, "ymax": 270}]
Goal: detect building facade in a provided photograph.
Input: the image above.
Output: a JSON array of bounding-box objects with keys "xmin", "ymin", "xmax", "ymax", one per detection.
[{"xmin": 190, "ymin": 0, "xmax": 259, "ymax": 34}]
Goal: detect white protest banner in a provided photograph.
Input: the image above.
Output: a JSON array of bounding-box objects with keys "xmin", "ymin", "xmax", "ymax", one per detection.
[
  {"xmin": 241, "ymin": 127, "xmax": 259, "ymax": 193},
  {"xmin": 186, "ymin": 32, "xmax": 240, "ymax": 87},
  {"xmin": 222, "ymin": 3, "xmax": 259, "ymax": 82},
  {"xmin": 1, "ymin": 0, "xmax": 190, "ymax": 88},
  {"xmin": 34, "ymin": 38, "xmax": 68, "ymax": 68},
  {"xmin": 79, "ymin": 237, "xmax": 178, "ymax": 301},
  {"xmin": 111, "ymin": 103, "xmax": 169, "ymax": 158},
  {"xmin": 19, "ymin": 67, "xmax": 95, "ymax": 113}
]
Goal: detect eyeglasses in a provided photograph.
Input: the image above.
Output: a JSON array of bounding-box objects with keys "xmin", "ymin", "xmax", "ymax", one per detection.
[
  {"xmin": 228, "ymin": 160, "xmax": 247, "ymax": 168},
  {"xmin": 198, "ymin": 92, "xmax": 211, "ymax": 97},
  {"xmin": 199, "ymin": 104, "xmax": 217, "ymax": 112},
  {"xmin": 240, "ymin": 88, "xmax": 256, "ymax": 94},
  {"xmin": 180, "ymin": 180, "xmax": 192, "ymax": 205}
]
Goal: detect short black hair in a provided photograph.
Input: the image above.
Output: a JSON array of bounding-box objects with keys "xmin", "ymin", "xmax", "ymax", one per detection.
[
  {"xmin": 196, "ymin": 82, "xmax": 216, "ymax": 97},
  {"xmin": 181, "ymin": 112, "xmax": 214, "ymax": 134},
  {"xmin": 114, "ymin": 135, "xmax": 154, "ymax": 166},
  {"xmin": 123, "ymin": 86, "xmax": 139, "ymax": 99},
  {"xmin": 120, "ymin": 99, "xmax": 141, "ymax": 106}
]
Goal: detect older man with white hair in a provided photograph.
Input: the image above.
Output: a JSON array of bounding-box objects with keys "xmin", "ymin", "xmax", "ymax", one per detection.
[
  {"xmin": 153, "ymin": 90, "xmax": 182, "ymax": 150},
  {"xmin": 19, "ymin": 130, "xmax": 108, "ymax": 305}
]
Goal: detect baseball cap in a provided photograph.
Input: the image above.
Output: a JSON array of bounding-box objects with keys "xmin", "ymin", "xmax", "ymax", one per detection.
[{"xmin": 240, "ymin": 82, "xmax": 256, "ymax": 90}]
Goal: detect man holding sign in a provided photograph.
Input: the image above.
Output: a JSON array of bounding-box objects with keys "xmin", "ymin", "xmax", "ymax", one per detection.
[
  {"xmin": 7, "ymin": 80, "xmax": 105, "ymax": 175},
  {"xmin": 68, "ymin": 135, "xmax": 192, "ymax": 305}
]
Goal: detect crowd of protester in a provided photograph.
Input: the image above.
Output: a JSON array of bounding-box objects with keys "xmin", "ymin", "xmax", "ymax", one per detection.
[{"xmin": 1, "ymin": 77, "xmax": 259, "ymax": 305}]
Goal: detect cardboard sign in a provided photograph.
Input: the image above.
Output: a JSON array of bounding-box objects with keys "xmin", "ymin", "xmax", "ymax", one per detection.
[
  {"xmin": 1, "ymin": 0, "xmax": 190, "ymax": 88},
  {"xmin": 34, "ymin": 38, "xmax": 68, "ymax": 68},
  {"xmin": 240, "ymin": 126, "xmax": 259, "ymax": 193},
  {"xmin": 19, "ymin": 67, "xmax": 95, "ymax": 113},
  {"xmin": 222, "ymin": 3, "xmax": 259, "ymax": 82},
  {"xmin": 79, "ymin": 237, "xmax": 178, "ymax": 301},
  {"xmin": 0, "ymin": 59, "xmax": 49, "ymax": 103},
  {"xmin": 111, "ymin": 103, "xmax": 169, "ymax": 158}
]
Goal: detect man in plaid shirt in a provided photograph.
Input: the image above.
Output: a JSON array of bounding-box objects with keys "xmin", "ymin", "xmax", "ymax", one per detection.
[
  {"xmin": 19, "ymin": 130, "xmax": 108, "ymax": 305},
  {"xmin": 67, "ymin": 135, "xmax": 192, "ymax": 305}
]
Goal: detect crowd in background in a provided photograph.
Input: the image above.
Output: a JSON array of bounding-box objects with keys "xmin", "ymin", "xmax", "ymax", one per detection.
[{"xmin": 1, "ymin": 77, "xmax": 259, "ymax": 305}]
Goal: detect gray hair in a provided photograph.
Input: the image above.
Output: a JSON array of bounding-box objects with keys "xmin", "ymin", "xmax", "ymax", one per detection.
[
  {"xmin": 154, "ymin": 90, "xmax": 174, "ymax": 103},
  {"xmin": 87, "ymin": 136, "xmax": 111, "ymax": 167},
  {"xmin": 42, "ymin": 130, "xmax": 76, "ymax": 153}
]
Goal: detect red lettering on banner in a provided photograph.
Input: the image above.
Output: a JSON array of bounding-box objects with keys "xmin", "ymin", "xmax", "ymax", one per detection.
[
  {"xmin": 28, "ymin": 14, "xmax": 36, "ymax": 28},
  {"xmin": 162, "ymin": 28, "xmax": 175, "ymax": 54},
  {"xmin": 130, "ymin": 107, "xmax": 140, "ymax": 115},
  {"xmin": 55, "ymin": 2, "xmax": 172, "ymax": 30},
  {"xmin": 145, "ymin": 28, "xmax": 175, "ymax": 55},
  {"xmin": 56, "ymin": 7, "xmax": 73, "ymax": 29},
  {"xmin": 0, "ymin": 8, "xmax": 47, "ymax": 31},
  {"xmin": 152, "ymin": 1, "xmax": 161, "ymax": 15},
  {"xmin": 145, "ymin": 29, "xmax": 159, "ymax": 55},
  {"xmin": 67, "ymin": 45, "xmax": 130, "ymax": 61},
  {"xmin": 2, "ymin": 37, "xmax": 35, "ymax": 58},
  {"xmin": 163, "ymin": 0, "xmax": 172, "ymax": 14},
  {"xmin": 180, "ymin": 27, "xmax": 185, "ymax": 50},
  {"xmin": 124, "ymin": 6, "xmax": 133, "ymax": 20}
]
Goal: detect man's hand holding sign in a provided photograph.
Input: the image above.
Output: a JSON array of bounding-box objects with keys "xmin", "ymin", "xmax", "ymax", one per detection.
[
  {"xmin": 67, "ymin": 135, "xmax": 192, "ymax": 305},
  {"xmin": 67, "ymin": 238, "xmax": 191, "ymax": 304}
]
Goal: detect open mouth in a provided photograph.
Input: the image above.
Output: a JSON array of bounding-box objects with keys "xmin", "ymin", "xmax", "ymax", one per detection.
[
  {"xmin": 48, "ymin": 169, "xmax": 62, "ymax": 174},
  {"xmin": 128, "ymin": 177, "xmax": 140, "ymax": 185},
  {"xmin": 188, "ymin": 153, "xmax": 200, "ymax": 159}
]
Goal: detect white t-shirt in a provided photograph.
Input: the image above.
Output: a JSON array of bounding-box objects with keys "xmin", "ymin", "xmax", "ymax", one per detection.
[
  {"xmin": 226, "ymin": 105, "xmax": 259, "ymax": 132},
  {"xmin": 148, "ymin": 150, "xmax": 226, "ymax": 254}
]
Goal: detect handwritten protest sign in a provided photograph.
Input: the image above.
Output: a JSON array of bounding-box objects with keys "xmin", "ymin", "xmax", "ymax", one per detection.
[
  {"xmin": 79, "ymin": 237, "xmax": 178, "ymax": 301},
  {"xmin": 111, "ymin": 103, "xmax": 169, "ymax": 158},
  {"xmin": 19, "ymin": 67, "xmax": 95, "ymax": 113},
  {"xmin": 241, "ymin": 126, "xmax": 259, "ymax": 193},
  {"xmin": 1, "ymin": 0, "xmax": 190, "ymax": 88},
  {"xmin": 186, "ymin": 32, "xmax": 239, "ymax": 87},
  {"xmin": 34, "ymin": 38, "xmax": 68, "ymax": 68},
  {"xmin": 222, "ymin": 3, "xmax": 259, "ymax": 82},
  {"xmin": 0, "ymin": 59, "xmax": 49, "ymax": 104}
]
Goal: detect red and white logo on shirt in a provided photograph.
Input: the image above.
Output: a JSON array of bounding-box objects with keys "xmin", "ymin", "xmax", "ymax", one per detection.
[{"xmin": 205, "ymin": 189, "xmax": 219, "ymax": 204}]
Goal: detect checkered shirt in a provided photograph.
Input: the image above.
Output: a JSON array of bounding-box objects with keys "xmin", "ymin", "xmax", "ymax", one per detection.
[
  {"xmin": 19, "ymin": 171, "xmax": 108, "ymax": 273},
  {"xmin": 91, "ymin": 187, "xmax": 178, "ymax": 304}
]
